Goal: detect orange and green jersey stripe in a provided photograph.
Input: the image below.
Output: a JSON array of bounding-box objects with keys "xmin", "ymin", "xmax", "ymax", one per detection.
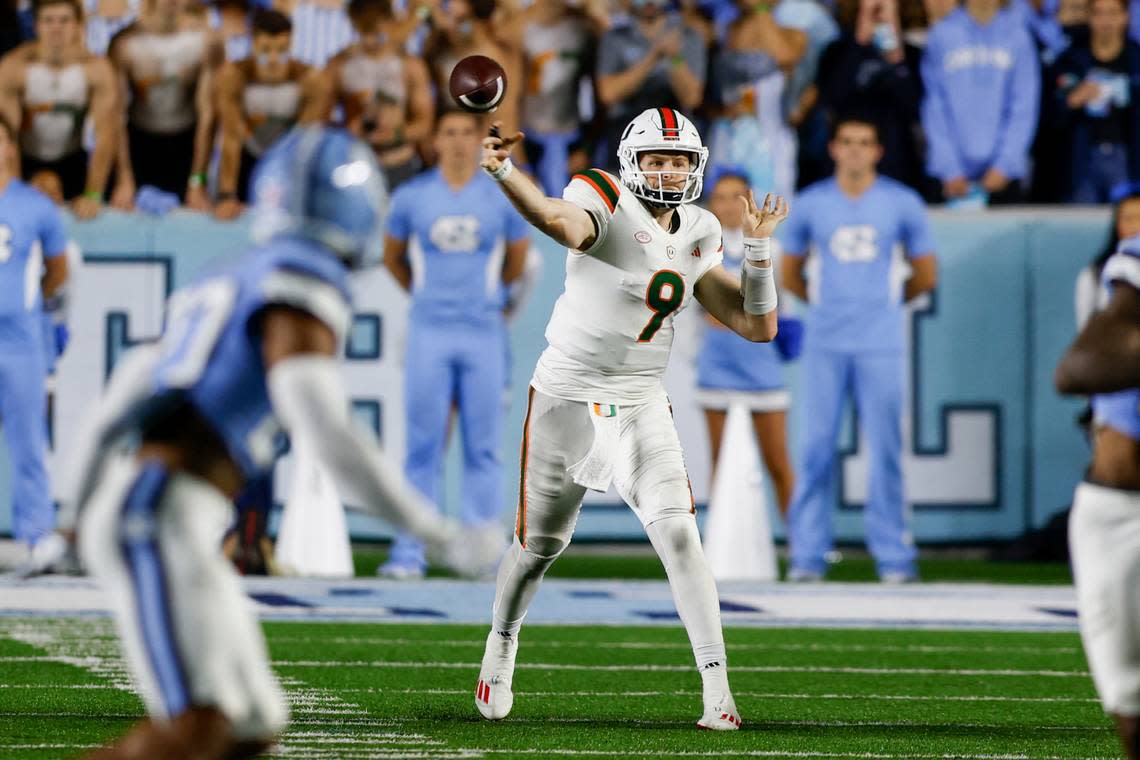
[
  {"xmin": 572, "ymin": 168, "xmax": 620, "ymax": 213},
  {"xmin": 516, "ymin": 386, "xmax": 536, "ymax": 547}
]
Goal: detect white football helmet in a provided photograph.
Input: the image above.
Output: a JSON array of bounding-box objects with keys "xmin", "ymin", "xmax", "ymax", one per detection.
[{"xmin": 617, "ymin": 108, "xmax": 709, "ymax": 208}]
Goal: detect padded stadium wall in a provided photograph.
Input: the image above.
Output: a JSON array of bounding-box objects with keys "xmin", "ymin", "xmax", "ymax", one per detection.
[{"xmin": 0, "ymin": 208, "xmax": 1109, "ymax": 543}]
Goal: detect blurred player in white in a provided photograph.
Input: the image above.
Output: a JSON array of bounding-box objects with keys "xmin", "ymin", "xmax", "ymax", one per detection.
[
  {"xmin": 1057, "ymin": 233, "xmax": 1140, "ymax": 759},
  {"xmin": 476, "ymin": 107, "xmax": 786, "ymax": 730}
]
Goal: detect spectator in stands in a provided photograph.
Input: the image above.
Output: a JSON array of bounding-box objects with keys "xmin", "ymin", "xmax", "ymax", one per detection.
[
  {"xmin": 505, "ymin": 0, "xmax": 609, "ymax": 195},
  {"xmin": 290, "ymin": 0, "xmax": 356, "ymax": 66},
  {"xmin": 0, "ymin": 0, "xmax": 118, "ymax": 218},
  {"xmin": 594, "ymin": 0, "xmax": 706, "ymax": 171},
  {"xmin": 381, "ymin": 109, "xmax": 529, "ymax": 579},
  {"xmin": 211, "ymin": 0, "xmax": 254, "ymax": 60},
  {"xmin": 83, "ymin": 0, "xmax": 138, "ymax": 56},
  {"xmin": 708, "ymin": 0, "xmax": 806, "ymax": 196},
  {"xmin": 108, "ymin": 0, "xmax": 224, "ymax": 210},
  {"xmin": 921, "ymin": 0, "xmax": 1040, "ymax": 205},
  {"xmin": 213, "ymin": 10, "xmax": 325, "ymax": 219},
  {"xmin": 773, "ymin": 0, "xmax": 838, "ymax": 190},
  {"xmin": 1053, "ymin": 0, "xmax": 1140, "ymax": 202},
  {"xmin": 424, "ymin": 0, "xmax": 522, "ymax": 137},
  {"xmin": 327, "ymin": 0, "xmax": 434, "ymax": 190},
  {"xmin": 696, "ymin": 169, "xmax": 797, "ymax": 516},
  {"xmin": 1028, "ymin": 0, "xmax": 1088, "ymax": 202},
  {"xmin": 813, "ymin": 0, "xmax": 925, "ymax": 191},
  {"xmin": 780, "ymin": 114, "xmax": 937, "ymax": 583}
]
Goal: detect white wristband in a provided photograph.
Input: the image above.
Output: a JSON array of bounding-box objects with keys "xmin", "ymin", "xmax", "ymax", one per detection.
[
  {"xmin": 484, "ymin": 157, "xmax": 514, "ymax": 182},
  {"xmin": 743, "ymin": 236, "xmax": 771, "ymax": 263}
]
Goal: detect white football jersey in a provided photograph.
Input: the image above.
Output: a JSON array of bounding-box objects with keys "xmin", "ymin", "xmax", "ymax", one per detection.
[{"xmin": 532, "ymin": 168, "xmax": 724, "ymax": 405}]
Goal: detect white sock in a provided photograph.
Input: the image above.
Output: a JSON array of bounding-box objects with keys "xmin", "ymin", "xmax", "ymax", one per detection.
[
  {"xmin": 700, "ymin": 661, "xmax": 730, "ymax": 699},
  {"xmin": 645, "ymin": 516, "xmax": 728, "ymax": 673}
]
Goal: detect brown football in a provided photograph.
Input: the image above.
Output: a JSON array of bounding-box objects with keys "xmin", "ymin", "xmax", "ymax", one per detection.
[{"xmin": 449, "ymin": 55, "xmax": 508, "ymax": 113}]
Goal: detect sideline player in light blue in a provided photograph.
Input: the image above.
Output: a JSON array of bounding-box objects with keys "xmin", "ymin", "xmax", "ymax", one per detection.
[
  {"xmin": 780, "ymin": 114, "xmax": 938, "ymax": 583},
  {"xmin": 0, "ymin": 115, "xmax": 70, "ymax": 572},
  {"xmin": 1056, "ymin": 233, "xmax": 1140, "ymax": 760},
  {"xmin": 64, "ymin": 127, "xmax": 503, "ymax": 759},
  {"xmin": 696, "ymin": 168, "xmax": 799, "ymax": 516},
  {"xmin": 383, "ymin": 109, "xmax": 530, "ymax": 579}
]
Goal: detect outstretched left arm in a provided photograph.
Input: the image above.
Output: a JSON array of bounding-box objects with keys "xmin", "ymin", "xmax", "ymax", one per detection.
[{"xmin": 693, "ymin": 192, "xmax": 788, "ymax": 343}]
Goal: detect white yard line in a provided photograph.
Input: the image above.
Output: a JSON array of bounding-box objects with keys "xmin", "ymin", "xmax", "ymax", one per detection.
[
  {"xmin": 0, "ymin": 683, "xmax": 1100, "ymax": 704},
  {"xmin": 267, "ymin": 636, "xmax": 1081, "ymax": 656},
  {"xmin": 339, "ymin": 687, "xmax": 1102, "ymax": 704},
  {"xmin": 0, "ymin": 618, "xmax": 131, "ymax": 689},
  {"xmin": 0, "ymin": 711, "xmax": 1103, "ymax": 732},
  {"xmin": 5, "ymin": 654, "xmax": 1086, "ymax": 677},
  {"xmin": 262, "ymin": 659, "xmax": 1090, "ymax": 678}
]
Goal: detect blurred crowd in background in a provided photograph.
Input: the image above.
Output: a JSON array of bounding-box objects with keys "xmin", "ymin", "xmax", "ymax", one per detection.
[{"xmin": 1, "ymin": 0, "xmax": 1139, "ymax": 220}]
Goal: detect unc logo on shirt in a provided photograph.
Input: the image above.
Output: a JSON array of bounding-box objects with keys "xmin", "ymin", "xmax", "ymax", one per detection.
[
  {"xmin": 829, "ymin": 225, "xmax": 878, "ymax": 263},
  {"xmin": 429, "ymin": 216, "xmax": 481, "ymax": 253},
  {"xmin": 944, "ymin": 46, "xmax": 1013, "ymax": 72}
]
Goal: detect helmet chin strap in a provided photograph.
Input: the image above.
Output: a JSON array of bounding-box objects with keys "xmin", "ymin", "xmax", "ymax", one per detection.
[{"xmin": 642, "ymin": 184, "xmax": 685, "ymax": 208}]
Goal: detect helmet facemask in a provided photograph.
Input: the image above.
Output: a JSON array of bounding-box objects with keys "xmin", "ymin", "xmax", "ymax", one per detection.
[{"xmin": 619, "ymin": 145, "xmax": 709, "ymax": 208}]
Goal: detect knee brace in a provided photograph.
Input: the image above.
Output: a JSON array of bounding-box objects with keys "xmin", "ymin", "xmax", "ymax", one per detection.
[{"xmin": 517, "ymin": 534, "xmax": 567, "ymax": 577}]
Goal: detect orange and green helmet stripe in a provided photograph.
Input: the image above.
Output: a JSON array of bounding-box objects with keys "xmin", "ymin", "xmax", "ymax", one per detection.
[{"xmin": 657, "ymin": 108, "xmax": 681, "ymax": 140}]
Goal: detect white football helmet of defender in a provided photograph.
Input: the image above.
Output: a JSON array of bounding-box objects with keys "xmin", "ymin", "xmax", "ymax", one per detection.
[{"xmin": 617, "ymin": 108, "xmax": 709, "ymax": 208}]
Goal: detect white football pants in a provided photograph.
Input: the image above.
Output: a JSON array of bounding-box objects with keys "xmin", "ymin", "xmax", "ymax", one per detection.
[
  {"xmin": 492, "ymin": 387, "xmax": 726, "ymax": 670},
  {"xmin": 79, "ymin": 453, "xmax": 288, "ymax": 739},
  {"xmin": 1070, "ymin": 481, "xmax": 1140, "ymax": 716}
]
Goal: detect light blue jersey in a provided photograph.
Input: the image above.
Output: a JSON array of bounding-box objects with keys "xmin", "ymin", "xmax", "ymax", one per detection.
[
  {"xmin": 0, "ymin": 180, "xmax": 69, "ymax": 347},
  {"xmin": 382, "ymin": 168, "xmax": 529, "ymax": 574},
  {"xmin": 386, "ymin": 168, "xmax": 529, "ymax": 327},
  {"xmin": 779, "ymin": 177, "xmax": 935, "ymax": 353},
  {"xmin": 138, "ymin": 238, "xmax": 352, "ymax": 479},
  {"xmin": 0, "ymin": 180, "xmax": 68, "ymax": 546},
  {"xmin": 1092, "ymin": 236, "xmax": 1140, "ymax": 441}
]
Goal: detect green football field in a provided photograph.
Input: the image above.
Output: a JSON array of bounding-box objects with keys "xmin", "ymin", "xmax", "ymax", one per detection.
[{"xmin": 0, "ymin": 616, "xmax": 1120, "ymax": 759}]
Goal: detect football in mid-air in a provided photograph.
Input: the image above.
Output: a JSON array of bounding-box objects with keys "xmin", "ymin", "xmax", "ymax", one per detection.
[{"xmin": 449, "ymin": 55, "xmax": 507, "ymax": 113}]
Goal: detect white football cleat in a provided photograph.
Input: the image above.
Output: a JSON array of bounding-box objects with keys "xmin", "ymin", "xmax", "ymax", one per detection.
[
  {"xmin": 697, "ymin": 691, "xmax": 742, "ymax": 731},
  {"xmin": 475, "ymin": 631, "xmax": 518, "ymax": 720}
]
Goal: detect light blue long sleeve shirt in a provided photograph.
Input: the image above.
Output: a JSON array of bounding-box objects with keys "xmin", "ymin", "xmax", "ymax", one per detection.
[{"xmin": 920, "ymin": 7, "xmax": 1040, "ymax": 182}]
